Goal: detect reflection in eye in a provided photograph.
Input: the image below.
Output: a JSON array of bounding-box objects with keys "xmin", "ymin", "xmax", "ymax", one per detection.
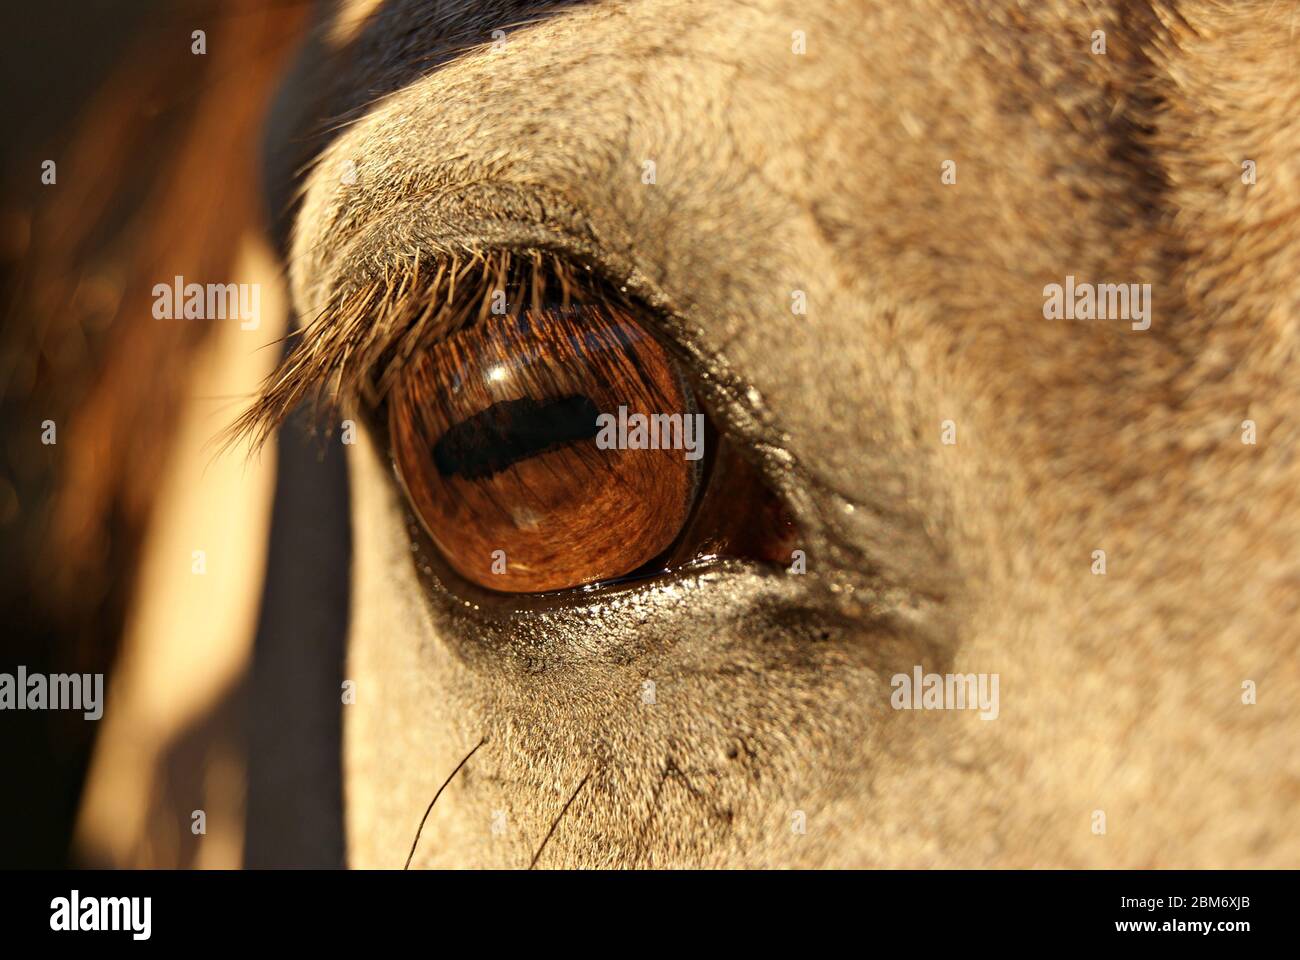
[{"xmin": 389, "ymin": 304, "xmax": 703, "ymax": 593}]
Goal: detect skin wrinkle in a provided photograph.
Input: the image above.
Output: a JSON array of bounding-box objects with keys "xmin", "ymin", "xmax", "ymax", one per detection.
[{"xmin": 271, "ymin": 0, "xmax": 1300, "ymax": 867}]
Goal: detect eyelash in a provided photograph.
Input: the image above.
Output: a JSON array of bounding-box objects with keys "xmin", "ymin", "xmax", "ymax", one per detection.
[{"xmin": 228, "ymin": 249, "xmax": 640, "ymax": 451}]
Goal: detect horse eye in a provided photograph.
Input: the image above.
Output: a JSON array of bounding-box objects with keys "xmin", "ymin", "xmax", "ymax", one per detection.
[{"xmin": 388, "ymin": 304, "xmax": 705, "ymax": 593}]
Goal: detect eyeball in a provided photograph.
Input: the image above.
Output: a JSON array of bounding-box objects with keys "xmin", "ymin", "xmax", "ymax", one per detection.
[{"xmin": 389, "ymin": 304, "xmax": 702, "ymax": 593}]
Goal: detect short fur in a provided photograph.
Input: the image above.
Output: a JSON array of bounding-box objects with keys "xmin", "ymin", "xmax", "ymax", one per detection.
[
  {"xmin": 43, "ymin": 0, "xmax": 1300, "ymax": 867},
  {"xmin": 262, "ymin": 0, "xmax": 1299, "ymax": 866}
]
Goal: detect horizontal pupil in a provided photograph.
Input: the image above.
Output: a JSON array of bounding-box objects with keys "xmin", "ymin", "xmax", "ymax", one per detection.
[{"xmin": 432, "ymin": 394, "xmax": 600, "ymax": 480}]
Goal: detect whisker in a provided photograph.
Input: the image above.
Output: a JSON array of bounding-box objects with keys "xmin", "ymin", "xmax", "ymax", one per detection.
[
  {"xmin": 528, "ymin": 770, "xmax": 592, "ymax": 870},
  {"xmin": 403, "ymin": 736, "xmax": 487, "ymax": 870}
]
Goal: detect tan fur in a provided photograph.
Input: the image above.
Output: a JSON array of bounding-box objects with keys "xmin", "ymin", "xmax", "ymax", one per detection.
[
  {"xmin": 237, "ymin": 0, "xmax": 1300, "ymax": 866},
  {"xmin": 256, "ymin": 0, "xmax": 1300, "ymax": 867}
]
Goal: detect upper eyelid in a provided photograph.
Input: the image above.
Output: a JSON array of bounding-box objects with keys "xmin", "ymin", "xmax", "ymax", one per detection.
[
  {"xmin": 256, "ymin": 195, "xmax": 786, "ymax": 499},
  {"xmin": 268, "ymin": 162, "xmax": 751, "ymax": 459},
  {"xmin": 292, "ymin": 178, "xmax": 600, "ymax": 311}
]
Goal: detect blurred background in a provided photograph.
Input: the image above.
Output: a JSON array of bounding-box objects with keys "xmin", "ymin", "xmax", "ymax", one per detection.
[
  {"xmin": 1, "ymin": 0, "xmax": 349, "ymax": 869},
  {"xmin": 2, "ymin": 0, "xmax": 166, "ymax": 868}
]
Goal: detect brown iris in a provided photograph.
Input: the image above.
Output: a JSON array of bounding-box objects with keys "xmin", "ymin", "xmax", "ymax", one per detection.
[{"xmin": 389, "ymin": 304, "xmax": 701, "ymax": 593}]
